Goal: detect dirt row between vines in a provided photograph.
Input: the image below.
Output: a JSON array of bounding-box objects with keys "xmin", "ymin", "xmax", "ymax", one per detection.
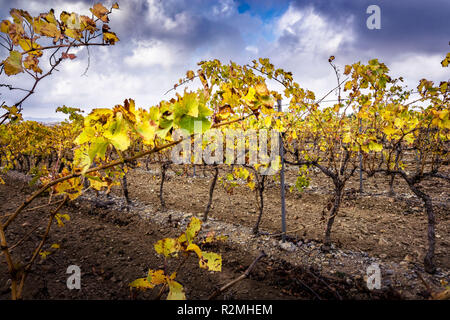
[
  {"xmin": 126, "ymin": 164, "xmax": 450, "ymax": 269},
  {"xmin": 1, "ymin": 166, "xmax": 448, "ymax": 300}
]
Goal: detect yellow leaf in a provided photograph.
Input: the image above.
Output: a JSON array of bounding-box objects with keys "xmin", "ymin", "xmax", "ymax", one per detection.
[
  {"xmin": 88, "ymin": 177, "xmax": 108, "ymax": 191},
  {"xmin": 255, "ymin": 83, "xmax": 269, "ymax": 96},
  {"xmin": 178, "ymin": 217, "xmax": 202, "ymax": 244},
  {"xmin": 342, "ymin": 132, "xmax": 352, "ymax": 143},
  {"xmin": 129, "ymin": 278, "xmax": 155, "ymax": 290},
  {"xmin": 103, "ymin": 31, "xmax": 119, "ymax": 44},
  {"xmin": 404, "ymin": 133, "xmax": 415, "ymax": 145},
  {"xmin": 104, "ymin": 116, "xmax": 130, "ymax": 151},
  {"xmin": 1, "ymin": 51, "xmax": 23, "ymax": 76},
  {"xmin": 147, "ymin": 269, "xmax": 167, "ymax": 285},
  {"xmin": 154, "ymin": 238, "xmax": 180, "ymax": 257},
  {"xmin": 39, "ymin": 250, "xmax": 52, "ymax": 259},
  {"xmin": 45, "ymin": 9, "xmax": 57, "ymax": 25},
  {"xmin": 0, "ymin": 20, "xmax": 11, "ymax": 33},
  {"xmin": 344, "ymin": 81, "xmax": 353, "ymax": 91},
  {"xmin": 186, "ymin": 70, "xmax": 195, "ymax": 80},
  {"xmin": 243, "ymin": 87, "xmax": 256, "ymax": 104},
  {"xmin": 394, "ymin": 117, "xmax": 404, "ymax": 128},
  {"xmin": 90, "ymin": 3, "xmax": 109, "ymax": 22},
  {"xmin": 344, "ymin": 65, "xmax": 352, "ymax": 75},
  {"xmin": 368, "ymin": 141, "xmax": 383, "ymax": 152},
  {"xmin": 65, "ymin": 28, "xmax": 82, "ymax": 40},
  {"xmin": 169, "ymin": 272, "xmax": 177, "ymax": 280},
  {"xmin": 39, "ymin": 21, "xmax": 60, "ymax": 39},
  {"xmin": 382, "ymin": 126, "xmax": 396, "ymax": 136},
  {"xmin": 199, "ymin": 252, "xmax": 222, "ymax": 272},
  {"xmin": 167, "ymin": 280, "xmax": 186, "ymax": 300},
  {"xmin": 56, "ymin": 213, "xmax": 70, "ymax": 223},
  {"xmin": 186, "ymin": 243, "xmax": 203, "ymax": 258},
  {"xmin": 19, "ymin": 39, "xmax": 42, "ymax": 56}
]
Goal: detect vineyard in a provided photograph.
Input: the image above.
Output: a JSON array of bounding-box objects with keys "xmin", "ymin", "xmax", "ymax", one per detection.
[{"xmin": 0, "ymin": 3, "xmax": 449, "ymax": 301}]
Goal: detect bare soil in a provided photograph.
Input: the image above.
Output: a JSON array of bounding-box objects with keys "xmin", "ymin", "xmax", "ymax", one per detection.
[
  {"xmin": 127, "ymin": 164, "xmax": 450, "ymax": 269},
  {"xmin": 0, "ymin": 164, "xmax": 448, "ymax": 300}
]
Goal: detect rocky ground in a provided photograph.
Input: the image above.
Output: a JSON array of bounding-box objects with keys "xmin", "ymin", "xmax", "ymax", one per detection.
[{"xmin": 0, "ymin": 167, "xmax": 449, "ymax": 300}]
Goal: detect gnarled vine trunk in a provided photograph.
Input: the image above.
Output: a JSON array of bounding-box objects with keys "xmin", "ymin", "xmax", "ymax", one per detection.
[
  {"xmin": 322, "ymin": 182, "xmax": 344, "ymax": 251},
  {"xmin": 203, "ymin": 165, "xmax": 219, "ymax": 222},
  {"xmin": 159, "ymin": 162, "xmax": 169, "ymax": 211},
  {"xmin": 252, "ymin": 175, "xmax": 266, "ymax": 235},
  {"xmin": 407, "ymin": 182, "xmax": 436, "ymax": 273}
]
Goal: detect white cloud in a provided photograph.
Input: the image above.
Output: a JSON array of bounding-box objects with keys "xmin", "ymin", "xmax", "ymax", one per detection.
[
  {"xmin": 389, "ymin": 53, "xmax": 449, "ymax": 89},
  {"xmin": 245, "ymin": 45, "xmax": 259, "ymax": 55},
  {"xmin": 212, "ymin": 0, "xmax": 236, "ymax": 17},
  {"xmin": 276, "ymin": 5, "xmax": 304, "ymax": 35},
  {"xmin": 276, "ymin": 5, "xmax": 355, "ymax": 54},
  {"xmin": 124, "ymin": 40, "xmax": 185, "ymax": 68},
  {"xmin": 262, "ymin": 5, "xmax": 356, "ymax": 100},
  {"xmin": 9, "ymin": 0, "xmax": 91, "ymax": 17},
  {"xmin": 6, "ymin": 0, "xmax": 445, "ymax": 121}
]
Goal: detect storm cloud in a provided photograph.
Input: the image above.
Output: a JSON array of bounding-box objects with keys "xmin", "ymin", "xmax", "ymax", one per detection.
[{"xmin": 0, "ymin": 0, "xmax": 448, "ymax": 120}]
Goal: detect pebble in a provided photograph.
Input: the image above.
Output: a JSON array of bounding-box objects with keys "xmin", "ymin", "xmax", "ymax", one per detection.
[
  {"xmin": 385, "ymin": 269, "xmax": 394, "ymax": 276},
  {"xmin": 279, "ymin": 241, "xmax": 297, "ymax": 252},
  {"xmin": 383, "ymin": 279, "xmax": 392, "ymax": 286}
]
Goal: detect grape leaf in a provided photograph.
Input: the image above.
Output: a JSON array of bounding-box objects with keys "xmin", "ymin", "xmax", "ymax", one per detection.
[
  {"xmin": 154, "ymin": 238, "xmax": 180, "ymax": 257},
  {"xmin": 1, "ymin": 50, "xmax": 23, "ymax": 76},
  {"xmin": 167, "ymin": 280, "xmax": 186, "ymax": 300},
  {"xmin": 129, "ymin": 278, "xmax": 155, "ymax": 290},
  {"xmin": 199, "ymin": 252, "xmax": 222, "ymax": 272}
]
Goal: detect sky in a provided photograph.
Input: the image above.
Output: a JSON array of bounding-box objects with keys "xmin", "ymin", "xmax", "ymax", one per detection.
[{"xmin": 0, "ymin": 0, "xmax": 449, "ymax": 120}]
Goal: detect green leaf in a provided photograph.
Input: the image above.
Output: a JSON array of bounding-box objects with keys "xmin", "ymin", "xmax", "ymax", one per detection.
[
  {"xmin": 88, "ymin": 137, "xmax": 108, "ymax": 161},
  {"xmin": 178, "ymin": 115, "xmax": 210, "ymax": 134},
  {"xmin": 174, "ymin": 93, "xmax": 200, "ymax": 118}
]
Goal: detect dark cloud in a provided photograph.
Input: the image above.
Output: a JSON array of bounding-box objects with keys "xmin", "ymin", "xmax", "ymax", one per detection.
[
  {"xmin": 1, "ymin": 0, "xmax": 448, "ymax": 119},
  {"xmin": 290, "ymin": 0, "xmax": 450, "ymax": 55}
]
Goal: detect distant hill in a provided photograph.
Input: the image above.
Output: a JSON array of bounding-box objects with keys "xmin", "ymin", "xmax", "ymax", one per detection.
[{"xmin": 23, "ymin": 117, "xmax": 65, "ymax": 124}]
